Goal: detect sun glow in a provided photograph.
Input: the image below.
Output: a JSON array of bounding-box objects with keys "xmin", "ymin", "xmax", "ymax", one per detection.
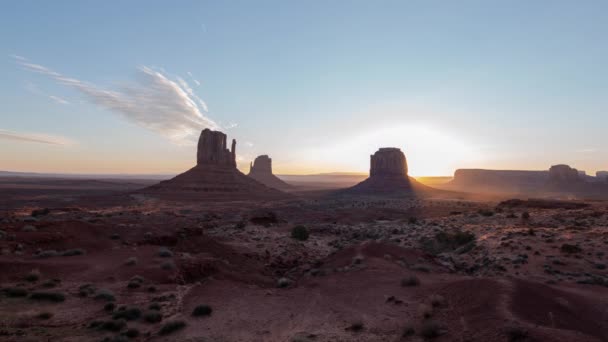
[{"xmin": 293, "ymin": 124, "xmax": 480, "ymax": 177}]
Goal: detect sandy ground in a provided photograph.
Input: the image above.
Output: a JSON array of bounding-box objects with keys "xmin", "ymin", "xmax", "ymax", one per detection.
[{"xmin": 0, "ymin": 181, "xmax": 607, "ymax": 342}]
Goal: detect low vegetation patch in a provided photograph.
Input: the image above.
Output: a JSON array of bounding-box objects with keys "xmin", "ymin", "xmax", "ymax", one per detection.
[
  {"xmin": 157, "ymin": 247, "xmax": 173, "ymax": 258},
  {"xmin": 159, "ymin": 320, "xmax": 186, "ymax": 335},
  {"xmin": 192, "ymin": 304, "xmax": 212, "ymax": 317},
  {"xmin": 401, "ymin": 275, "xmax": 420, "ymax": 287},
  {"xmin": 420, "ymin": 230, "xmax": 476, "ymax": 255},
  {"xmin": 94, "ymin": 288, "xmax": 116, "ymax": 302},
  {"xmin": 29, "ymin": 291, "xmax": 66, "ymax": 302},
  {"xmin": 291, "ymin": 225, "xmax": 309, "ymax": 241},
  {"xmin": 112, "ymin": 307, "xmax": 141, "ymax": 321},
  {"xmin": 36, "ymin": 311, "xmax": 53, "ymax": 319},
  {"xmin": 560, "ymin": 244, "xmax": 582, "ymax": 254},
  {"xmin": 3, "ymin": 287, "xmax": 28, "ymax": 297},
  {"xmin": 419, "ymin": 320, "xmax": 441, "ymax": 339},
  {"xmin": 345, "ymin": 321, "xmax": 364, "ymax": 332},
  {"xmin": 25, "ymin": 269, "xmax": 41, "ymax": 282},
  {"xmin": 143, "ymin": 310, "xmax": 162, "ymax": 323}
]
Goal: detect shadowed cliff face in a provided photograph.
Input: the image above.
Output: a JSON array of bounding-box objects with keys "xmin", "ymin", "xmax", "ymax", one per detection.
[
  {"xmin": 370, "ymin": 148, "xmax": 408, "ymax": 177},
  {"xmin": 196, "ymin": 128, "xmax": 236, "ymax": 167},
  {"xmin": 247, "ymin": 155, "xmax": 292, "ymax": 190}
]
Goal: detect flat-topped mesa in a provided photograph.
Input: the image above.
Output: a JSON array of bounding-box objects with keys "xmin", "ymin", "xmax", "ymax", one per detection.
[
  {"xmin": 548, "ymin": 164, "xmax": 581, "ymax": 183},
  {"xmin": 370, "ymin": 147, "xmax": 408, "ymax": 178},
  {"xmin": 196, "ymin": 128, "xmax": 236, "ymax": 167},
  {"xmin": 249, "ymin": 155, "xmax": 272, "ymax": 175}
]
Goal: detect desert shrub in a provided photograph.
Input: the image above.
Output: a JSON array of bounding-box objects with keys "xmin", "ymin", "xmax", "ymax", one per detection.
[
  {"xmin": 291, "ymin": 225, "xmax": 309, "ymax": 241},
  {"xmin": 408, "ymin": 217, "xmax": 419, "ymax": 224},
  {"xmin": 25, "ymin": 269, "xmax": 41, "ymax": 282},
  {"xmin": 235, "ymin": 221, "xmax": 246, "ymax": 229},
  {"xmin": 127, "ymin": 281, "xmax": 141, "ymax": 289},
  {"xmin": 130, "ymin": 275, "xmax": 144, "ymax": 283},
  {"xmin": 61, "ymin": 248, "xmax": 85, "ymax": 256},
  {"xmin": 124, "ymin": 328, "xmax": 140, "ymax": 338},
  {"xmin": 124, "ymin": 257, "xmax": 138, "ymax": 266},
  {"xmin": 161, "ymin": 260, "xmax": 176, "ymax": 270},
  {"xmin": 346, "ymin": 321, "xmax": 364, "ymax": 332},
  {"xmin": 419, "ymin": 320, "xmax": 441, "ymax": 339},
  {"xmin": 36, "ymin": 250, "xmax": 59, "ymax": 258},
  {"xmin": 158, "ymin": 247, "xmax": 173, "ymax": 258},
  {"xmin": 401, "ymin": 275, "xmax": 420, "ymax": 287},
  {"xmin": 478, "ymin": 209, "xmax": 494, "ymax": 217},
  {"xmin": 429, "ymin": 294, "xmax": 446, "ymax": 307},
  {"xmin": 505, "ymin": 326, "xmax": 528, "ymax": 341},
  {"xmin": 561, "ymin": 244, "xmax": 582, "ymax": 254},
  {"xmin": 98, "ymin": 319, "xmax": 126, "ymax": 332},
  {"xmin": 147, "ymin": 286, "xmax": 157, "ymax": 292},
  {"xmin": 4, "ymin": 287, "xmax": 28, "ymax": 297},
  {"xmin": 29, "ymin": 291, "xmax": 66, "ymax": 302},
  {"xmin": 417, "ymin": 303, "xmax": 433, "ymax": 319},
  {"xmin": 110, "ymin": 233, "xmax": 120, "ymax": 240},
  {"xmin": 411, "ymin": 264, "xmax": 431, "ymax": 273},
  {"xmin": 112, "ymin": 307, "xmax": 141, "ymax": 321},
  {"xmin": 143, "ymin": 310, "xmax": 162, "ymax": 323},
  {"xmin": 37, "ymin": 311, "xmax": 53, "ymax": 319},
  {"xmin": 522, "ymin": 212, "xmax": 531, "ymax": 220},
  {"xmin": 41, "ymin": 279, "xmax": 60, "ymax": 288},
  {"xmin": 159, "ymin": 320, "xmax": 186, "ymax": 335},
  {"xmin": 192, "ymin": 304, "xmax": 212, "ymax": 317},
  {"xmin": 402, "ymin": 323, "xmax": 415, "ymax": 337},
  {"xmin": 104, "ymin": 302, "xmax": 116, "ymax": 311},
  {"xmin": 148, "ymin": 303, "xmax": 161, "ymax": 311},
  {"xmin": 94, "ymin": 289, "xmax": 116, "ymax": 302},
  {"xmin": 277, "ymin": 277, "xmax": 291, "ymax": 288},
  {"xmin": 420, "ymin": 230, "xmax": 476, "ymax": 255}
]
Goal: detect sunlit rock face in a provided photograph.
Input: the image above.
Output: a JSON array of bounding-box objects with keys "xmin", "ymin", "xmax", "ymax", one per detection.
[
  {"xmin": 369, "ymin": 148, "xmax": 408, "ymax": 177},
  {"xmin": 248, "ymin": 155, "xmax": 292, "ymax": 191},
  {"xmin": 197, "ymin": 128, "xmax": 236, "ymax": 167}
]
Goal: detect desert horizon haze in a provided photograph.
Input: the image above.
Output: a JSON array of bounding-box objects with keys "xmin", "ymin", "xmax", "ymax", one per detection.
[{"xmin": 1, "ymin": 2, "xmax": 608, "ymax": 342}]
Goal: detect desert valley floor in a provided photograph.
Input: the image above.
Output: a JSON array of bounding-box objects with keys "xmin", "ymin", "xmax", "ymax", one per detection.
[{"xmin": 0, "ymin": 183, "xmax": 607, "ymax": 342}]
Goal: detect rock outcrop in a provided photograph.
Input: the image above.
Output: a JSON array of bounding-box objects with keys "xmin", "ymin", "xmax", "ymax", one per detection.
[
  {"xmin": 247, "ymin": 155, "xmax": 292, "ymax": 190},
  {"xmin": 370, "ymin": 148, "xmax": 407, "ymax": 177},
  {"xmin": 196, "ymin": 129, "xmax": 236, "ymax": 167},
  {"xmin": 339, "ymin": 147, "xmax": 434, "ymax": 196},
  {"xmin": 142, "ymin": 129, "xmax": 288, "ymax": 201},
  {"xmin": 548, "ymin": 164, "xmax": 581, "ymax": 184}
]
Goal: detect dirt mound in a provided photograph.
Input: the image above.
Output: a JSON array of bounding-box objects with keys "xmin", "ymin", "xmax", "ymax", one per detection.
[{"xmin": 510, "ymin": 280, "xmax": 608, "ymax": 341}]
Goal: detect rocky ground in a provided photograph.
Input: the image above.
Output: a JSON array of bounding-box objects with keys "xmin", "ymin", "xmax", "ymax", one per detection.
[{"xmin": 0, "ymin": 194, "xmax": 607, "ymax": 342}]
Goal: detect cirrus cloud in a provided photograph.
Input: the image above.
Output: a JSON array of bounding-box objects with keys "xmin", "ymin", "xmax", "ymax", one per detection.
[
  {"xmin": 0, "ymin": 129, "xmax": 75, "ymax": 146},
  {"xmin": 14, "ymin": 56, "xmax": 219, "ymax": 144}
]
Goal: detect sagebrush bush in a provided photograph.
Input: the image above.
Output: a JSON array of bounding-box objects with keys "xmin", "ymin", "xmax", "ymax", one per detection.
[
  {"xmin": 112, "ymin": 307, "xmax": 141, "ymax": 321},
  {"xmin": 291, "ymin": 225, "xmax": 309, "ymax": 241},
  {"xmin": 143, "ymin": 310, "xmax": 162, "ymax": 323},
  {"xmin": 4, "ymin": 287, "xmax": 28, "ymax": 297},
  {"xmin": 401, "ymin": 275, "xmax": 420, "ymax": 287},
  {"xmin": 25, "ymin": 269, "xmax": 41, "ymax": 282},
  {"xmin": 94, "ymin": 288, "xmax": 116, "ymax": 302},
  {"xmin": 124, "ymin": 257, "xmax": 138, "ymax": 266},
  {"xmin": 157, "ymin": 247, "xmax": 173, "ymax": 258},
  {"xmin": 159, "ymin": 320, "xmax": 186, "ymax": 335},
  {"xmin": 420, "ymin": 320, "xmax": 441, "ymax": 339},
  {"xmin": 29, "ymin": 291, "xmax": 66, "ymax": 302},
  {"xmin": 37, "ymin": 311, "xmax": 53, "ymax": 319},
  {"xmin": 192, "ymin": 304, "xmax": 212, "ymax": 317}
]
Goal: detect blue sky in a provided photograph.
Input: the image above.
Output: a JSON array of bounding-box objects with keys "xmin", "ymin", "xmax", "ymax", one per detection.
[{"xmin": 1, "ymin": 1, "xmax": 607, "ymax": 176}]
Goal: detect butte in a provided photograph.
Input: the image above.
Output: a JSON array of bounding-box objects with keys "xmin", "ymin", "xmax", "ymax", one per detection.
[
  {"xmin": 142, "ymin": 129, "xmax": 288, "ymax": 201},
  {"xmin": 247, "ymin": 155, "xmax": 293, "ymax": 191},
  {"xmin": 338, "ymin": 147, "xmax": 436, "ymax": 197}
]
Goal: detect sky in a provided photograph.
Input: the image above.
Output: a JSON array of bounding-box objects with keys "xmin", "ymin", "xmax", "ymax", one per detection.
[{"xmin": 1, "ymin": 1, "xmax": 607, "ymax": 177}]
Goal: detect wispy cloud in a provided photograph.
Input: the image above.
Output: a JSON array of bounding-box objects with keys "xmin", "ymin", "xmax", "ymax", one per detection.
[
  {"xmin": 14, "ymin": 56, "xmax": 219, "ymax": 144},
  {"xmin": 0, "ymin": 129, "xmax": 75, "ymax": 146},
  {"xmin": 23, "ymin": 81, "xmax": 70, "ymax": 105}
]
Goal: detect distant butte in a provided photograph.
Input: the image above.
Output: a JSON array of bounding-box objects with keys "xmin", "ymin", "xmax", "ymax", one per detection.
[
  {"xmin": 142, "ymin": 129, "xmax": 288, "ymax": 201},
  {"xmin": 247, "ymin": 155, "xmax": 293, "ymax": 191},
  {"xmin": 339, "ymin": 147, "xmax": 435, "ymax": 196}
]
